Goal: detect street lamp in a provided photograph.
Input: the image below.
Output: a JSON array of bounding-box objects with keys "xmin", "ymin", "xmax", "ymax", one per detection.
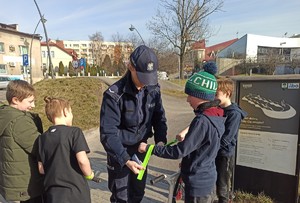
[
  {"xmin": 29, "ymin": 16, "xmax": 46, "ymax": 84},
  {"xmin": 33, "ymin": 0, "xmax": 54, "ymax": 79},
  {"xmin": 129, "ymin": 24, "xmax": 145, "ymax": 45}
]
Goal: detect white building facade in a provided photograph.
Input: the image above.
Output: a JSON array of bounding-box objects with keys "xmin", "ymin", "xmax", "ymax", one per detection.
[{"xmin": 217, "ymin": 34, "xmax": 300, "ymax": 75}]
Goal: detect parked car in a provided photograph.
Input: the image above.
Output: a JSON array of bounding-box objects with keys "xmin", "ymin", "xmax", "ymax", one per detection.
[
  {"xmin": 158, "ymin": 71, "xmax": 169, "ymax": 80},
  {"xmin": 0, "ymin": 76, "xmax": 11, "ymax": 89}
]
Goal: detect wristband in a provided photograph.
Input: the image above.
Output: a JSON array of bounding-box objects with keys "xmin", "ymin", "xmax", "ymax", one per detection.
[{"xmin": 85, "ymin": 171, "xmax": 94, "ymax": 180}]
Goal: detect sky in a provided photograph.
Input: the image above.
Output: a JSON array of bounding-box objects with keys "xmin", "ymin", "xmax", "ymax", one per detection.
[{"xmin": 1, "ymin": 0, "xmax": 300, "ymax": 46}]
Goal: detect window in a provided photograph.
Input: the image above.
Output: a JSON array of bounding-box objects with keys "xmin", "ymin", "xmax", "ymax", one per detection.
[
  {"xmin": 19, "ymin": 45, "xmax": 28, "ymax": 55},
  {"xmin": 81, "ymin": 44, "xmax": 87, "ymax": 47},
  {"xmin": 0, "ymin": 64, "xmax": 6, "ymax": 74},
  {"xmin": 0, "ymin": 42, "xmax": 4, "ymax": 53},
  {"xmin": 51, "ymin": 51, "xmax": 55, "ymax": 58},
  {"xmin": 73, "ymin": 44, "xmax": 79, "ymax": 47},
  {"xmin": 42, "ymin": 51, "xmax": 46, "ymax": 58}
]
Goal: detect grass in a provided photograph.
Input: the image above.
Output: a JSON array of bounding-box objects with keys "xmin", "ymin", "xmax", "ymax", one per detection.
[
  {"xmin": 234, "ymin": 191, "xmax": 274, "ymax": 203},
  {"xmin": 32, "ymin": 77, "xmax": 107, "ymax": 131},
  {"xmin": 161, "ymin": 79, "xmax": 187, "ymax": 98}
]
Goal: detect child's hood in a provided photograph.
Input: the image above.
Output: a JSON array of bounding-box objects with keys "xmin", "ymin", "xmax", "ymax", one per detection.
[
  {"xmin": 225, "ymin": 103, "xmax": 248, "ymax": 119},
  {"xmin": 205, "ymin": 114, "xmax": 226, "ymax": 138}
]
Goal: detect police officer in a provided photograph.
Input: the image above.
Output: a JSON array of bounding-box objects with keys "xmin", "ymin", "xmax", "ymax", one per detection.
[{"xmin": 100, "ymin": 45, "xmax": 168, "ymax": 203}]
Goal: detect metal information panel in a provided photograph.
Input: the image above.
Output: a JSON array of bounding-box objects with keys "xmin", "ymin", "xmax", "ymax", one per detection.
[{"xmin": 233, "ymin": 76, "xmax": 300, "ymax": 203}]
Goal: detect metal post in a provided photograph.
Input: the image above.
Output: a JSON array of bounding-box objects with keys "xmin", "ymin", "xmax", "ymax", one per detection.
[
  {"xmin": 33, "ymin": 0, "xmax": 54, "ymax": 79},
  {"xmin": 129, "ymin": 24, "xmax": 145, "ymax": 45}
]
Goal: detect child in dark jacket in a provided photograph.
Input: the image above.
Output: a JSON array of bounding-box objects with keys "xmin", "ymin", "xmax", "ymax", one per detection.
[
  {"xmin": 139, "ymin": 62, "xmax": 226, "ymax": 203},
  {"xmin": 215, "ymin": 77, "xmax": 248, "ymax": 203}
]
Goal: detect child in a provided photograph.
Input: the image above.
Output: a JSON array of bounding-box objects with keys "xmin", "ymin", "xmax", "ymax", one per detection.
[
  {"xmin": 139, "ymin": 62, "xmax": 226, "ymax": 203},
  {"xmin": 0, "ymin": 80, "xmax": 44, "ymax": 202},
  {"xmin": 38, "ymin": 96, "xmax": 95, "ymax": 203},
  {"xmin": 215, "ymin": 77, "xmax": 247, "ymax": 203}
]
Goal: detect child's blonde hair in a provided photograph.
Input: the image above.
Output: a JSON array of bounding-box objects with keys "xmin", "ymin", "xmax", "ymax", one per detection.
[
  {"xmin": 217, "ymin": 77, "xmax": 234, "ymax": 98},
  {"xmin": 6, "ymin": 80, "xmax": 35, "ymax": 104},
  {"xmin": 44, "ymin": 96, "xmax": 70, "ymax": 123}
]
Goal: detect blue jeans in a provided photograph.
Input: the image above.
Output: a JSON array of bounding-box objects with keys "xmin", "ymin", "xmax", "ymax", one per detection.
[{"xmin": 215, "ymin": 155, "xmax": 234, "ymax": 203}]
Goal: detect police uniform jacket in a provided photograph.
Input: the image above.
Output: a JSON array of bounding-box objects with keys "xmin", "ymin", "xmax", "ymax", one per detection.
[{"xmin": 100, "ymin": 72, "xmax": 167, "ymax": 167}]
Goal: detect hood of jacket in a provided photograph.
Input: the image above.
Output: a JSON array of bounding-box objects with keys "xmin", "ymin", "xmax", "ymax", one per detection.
[{"xmin": 224, "ymin": 102, "xmax": 248, "ymax": 119}]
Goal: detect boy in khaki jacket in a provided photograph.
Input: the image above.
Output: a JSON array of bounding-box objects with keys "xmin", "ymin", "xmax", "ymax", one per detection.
[{"xmin": 0, "ymin": 80, "xmax": 44, "ymax": 202}]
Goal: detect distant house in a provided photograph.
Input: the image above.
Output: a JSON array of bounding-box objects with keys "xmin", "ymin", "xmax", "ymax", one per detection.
[
  {"xmin": 184, "ymin": 38, "xmax": 238, "ymax": 73},
  {"xmin": 0, "ymin": 23, "xmax": 43, "ymax": 83},
  {"xmin": 204, "ymin": 38, "xmax": 238, "ymax": 61},
  {"xmin": 41, "ymin": 40, "xmax": 78, "ymax": 74}
]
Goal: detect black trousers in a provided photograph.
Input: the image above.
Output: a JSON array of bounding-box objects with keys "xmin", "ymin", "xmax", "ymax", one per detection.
[{"xmin": 107, "ymin": 153, "xmax": 147, "ymax": 203}]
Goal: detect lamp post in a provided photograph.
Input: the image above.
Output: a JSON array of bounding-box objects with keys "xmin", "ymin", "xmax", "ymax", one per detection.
[
  {"xmin": 29, "ymin": 16, "xmax": 46, "ymax": 84},
  {"xmin": 33, "ymin": 0, "xmax": 54, "ymax": 79},
  {"xmin": 129, "ymin": 24, "xmax": 145, "ymax": 45}
]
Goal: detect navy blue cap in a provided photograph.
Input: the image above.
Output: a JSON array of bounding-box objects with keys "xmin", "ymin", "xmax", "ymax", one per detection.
[{"xmin": 130, "ymin": 45, "xmax": 158, "ymax": 85}]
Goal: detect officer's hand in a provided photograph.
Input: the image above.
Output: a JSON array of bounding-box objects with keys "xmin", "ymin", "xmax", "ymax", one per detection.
[
  {"xmin": 126, "ymin": 160, "xmax": 145, "ymax": 174},
  {"xmin": 138, "ymin": 142, "xmax": 148, "ymax": 153}
]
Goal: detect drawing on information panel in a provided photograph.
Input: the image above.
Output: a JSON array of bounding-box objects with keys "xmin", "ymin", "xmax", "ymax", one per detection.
[{"xmin": 242, "ymin": 94, "xmax": 296, "ymax": 119}]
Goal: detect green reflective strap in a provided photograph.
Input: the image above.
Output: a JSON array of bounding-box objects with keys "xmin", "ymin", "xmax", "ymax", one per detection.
[
  {"xmin": 137, "ymin": 144, "xmax": 154, "ymax": 180},
  {"xmin": 166, "ymin": 139, "xmax": 178, "ymax": 146}
]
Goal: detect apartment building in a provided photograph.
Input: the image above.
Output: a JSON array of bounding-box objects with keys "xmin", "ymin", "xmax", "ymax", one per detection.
[
  {"xmin": 0, "ymin": 23, "xmax": 43, "ymax": 82},
  {"xmin": 62, "ymin": 40, "xmax": 133, "ymax": 66}
]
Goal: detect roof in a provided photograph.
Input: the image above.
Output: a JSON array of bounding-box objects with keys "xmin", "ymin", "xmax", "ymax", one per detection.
[
  {"xmin": 191, "ymin": 39, "xmax": 206, "ymax": 49},
  {"xmin": 204, "ymin": 38, "xmax": 238, "ymax": 61},
  {"xmin": 0, "ymin": 22, "xmax": 41, "ymax": 40}
]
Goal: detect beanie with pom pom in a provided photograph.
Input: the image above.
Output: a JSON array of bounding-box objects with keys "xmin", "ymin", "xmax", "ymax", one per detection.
[{"xmin": 184, "ymin": 61, "xmax": 218, "ymax": 101}]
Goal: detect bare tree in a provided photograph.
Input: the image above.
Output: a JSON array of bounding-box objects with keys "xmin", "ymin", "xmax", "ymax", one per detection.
[
  {"xmin": 147, "ymin": 37, "xmax": 178, "ymax": 74},
  {"xmin": 111, "ymin": 32, "xmax": 127, "ymax": 75},
  {"xmin": 126, "ymin": 33, "xmax": 144, "ymax": 49},
  {"xmin": 89, "ymin": 32, "xmax": 104, "ymax": 68},
  {"xmin": 148, "ymin": 0, "xmax": 223, "ymax": 79}
]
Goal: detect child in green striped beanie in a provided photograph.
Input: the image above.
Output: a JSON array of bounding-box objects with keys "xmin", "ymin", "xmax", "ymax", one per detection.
[{"xmin": 184, "ymin": 61, "xmax": 218, "ymax": 102}]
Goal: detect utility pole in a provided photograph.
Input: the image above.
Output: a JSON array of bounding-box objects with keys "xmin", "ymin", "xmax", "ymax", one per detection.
[
  {"xmin": 129, "ymin": 24, "xmax": 145, "ymax": 45},
  {"xmin": 33, "ymin": 0, "xmax": 54, "ymax": 79}
]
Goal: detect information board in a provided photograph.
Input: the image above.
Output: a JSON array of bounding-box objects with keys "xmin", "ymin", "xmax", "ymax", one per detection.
[{"xmin": 233, "ymin": 76, "xmax": 300, "ymax": 203}]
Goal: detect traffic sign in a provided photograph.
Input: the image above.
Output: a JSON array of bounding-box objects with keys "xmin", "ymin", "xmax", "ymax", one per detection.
[
  {"xmin": 72, "ymin": 60, "xmax": 79, "ymax": 69},
  {"xmin": 22, "ymin": 54, "xmax": 29, "ymax": 66},
  {"xmin": 79, "ymin": 58, "xmax": 86, "ymax": 70}
]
